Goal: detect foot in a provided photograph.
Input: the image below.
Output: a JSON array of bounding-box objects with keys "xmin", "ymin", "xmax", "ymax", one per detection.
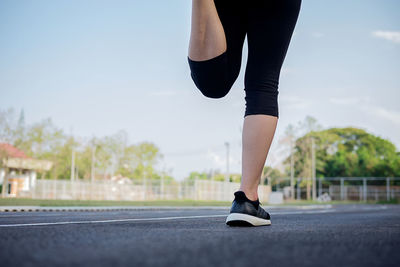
[{"xmin": 226, "ymin": 191, "xmax": 271, "ymax": 226}]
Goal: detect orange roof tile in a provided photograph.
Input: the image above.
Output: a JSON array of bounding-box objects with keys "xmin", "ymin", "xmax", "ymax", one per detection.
[{"xmin": 0, "ymin": 143, "xmax": 29, "ymax": 159}]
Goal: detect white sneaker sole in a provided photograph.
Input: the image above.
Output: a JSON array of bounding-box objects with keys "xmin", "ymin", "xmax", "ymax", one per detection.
[{"xmin": 226, "ymin": 213, "xmax": 271, "ymax": 226}]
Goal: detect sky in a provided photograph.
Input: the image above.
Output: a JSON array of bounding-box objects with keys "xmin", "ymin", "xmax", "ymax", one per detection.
[{"xmin": 1, "ymin": 0, "xmax": 399, "ymax": 180}]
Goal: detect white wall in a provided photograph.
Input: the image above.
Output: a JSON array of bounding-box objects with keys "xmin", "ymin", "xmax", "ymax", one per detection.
[{"xmin": 0, "ymin": 168, "xmax": 4, "ymax": 185}]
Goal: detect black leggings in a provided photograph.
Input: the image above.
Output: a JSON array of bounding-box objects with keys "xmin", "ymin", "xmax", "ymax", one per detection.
[{"xmin": 188, "ymin": 0, "xmax": 302, "ymax": 118}]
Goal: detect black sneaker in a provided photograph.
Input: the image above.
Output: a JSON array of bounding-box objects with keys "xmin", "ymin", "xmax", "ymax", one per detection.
[{"xmin": 226, "ymin": 191, "xmax": 271, "ymax": 226}]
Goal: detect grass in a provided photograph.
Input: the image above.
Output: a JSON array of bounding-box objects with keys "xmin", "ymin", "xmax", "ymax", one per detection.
[{"xmin": 376, "ymin": 199, "xmax": 399, "ymax": 204}]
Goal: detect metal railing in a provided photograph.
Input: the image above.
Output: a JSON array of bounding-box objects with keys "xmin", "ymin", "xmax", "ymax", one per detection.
[
  {"xmin": 5, "ymin": 177, "xmax": 399, "ymax": 203},
  {"xmin": 275, "ymin": 177, "xmax": 400, "ymax": 202},
  {"xmin": 13, "ymin": 179, "xmax": 272, "ymax": 202}
]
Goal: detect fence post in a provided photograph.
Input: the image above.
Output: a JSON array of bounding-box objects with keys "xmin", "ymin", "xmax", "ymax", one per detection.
[
  {"xmin": 42, "ymin": 180, "xmax": 45, "ymax": 199},
  {"xmin": 297, "ymin": 178, "xmax": 301, "ymax": 200},
  {"xmin": 363, "ymin": 178, "xmax": 367, "ymax": 202},
  {"xmin": 386, "ymin": 177, "xmax": 390, "ymax": 201},
  {"xmin": 178, "ymin": 182, "xmax": 182, "ymax": 200},
  {"xmin": 194, "ymin": 177, "xmax": 198, "ymax": 201},
  {"xmin": 161, "ymin": 173, "xmax": 165, "ymax": 200},
  {"xmin": 62, "ymin": 181, "xmax": 66, "ymax": 199},
  {"xmin": 318, "ymin": 177, "xmax": 322, "ymax": 197},
  {"xmin": 53, "ymin": 180, "xmax": 57, "ymax": 200},
  {"xmin": 142, "ymin": 178, "xmax": 146, "ymax": 201},
  {"xmin": 340, "ymin": 178, "xmax": 344, "ymax": 200}
]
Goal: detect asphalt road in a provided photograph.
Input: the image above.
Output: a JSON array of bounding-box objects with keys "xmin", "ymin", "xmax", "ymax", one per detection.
[{"xmin": 0, "ymin": 204, "xmax": 399, "ymax": 267}]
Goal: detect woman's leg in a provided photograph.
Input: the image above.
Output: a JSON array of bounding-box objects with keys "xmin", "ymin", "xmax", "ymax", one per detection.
[
  {"xmin": 188, "ymin": 0, "xmax": 246, "ymax": 98},
  {"xmin": 240, "ymin": 115, "xmax": 278, "ymax": 200},
  {"xmin": 240, "ymin": 0, "xmax": 302, "ymax": 201},
  {"xmin": 188, "ymin": 0, "xmax": 226, "ymax": 61}
]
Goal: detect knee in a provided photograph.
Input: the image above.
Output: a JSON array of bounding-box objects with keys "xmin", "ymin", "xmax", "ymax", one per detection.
[
  {"xmin": 200, "ymin": 88, "xmax": 230, "ymax": 99},
  {"xmin": 195, "ymin": 80, "xmax": 231, "ymax": 99},
  {"xmin": 188, "ymin": 52, "xmax": 232, "ymax": 99},
  {"xmin": 189, "ymin": 70, "xmax": 232, "ymax": 99}
]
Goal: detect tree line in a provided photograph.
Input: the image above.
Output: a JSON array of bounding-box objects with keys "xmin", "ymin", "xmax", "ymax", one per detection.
[
  {"xmin": 1, "ymin": 108, "xmax": 399, "ymax": 185},
  {"xmin": 0, "ymin": 108, "xmax": 174, "ymax": 183}
]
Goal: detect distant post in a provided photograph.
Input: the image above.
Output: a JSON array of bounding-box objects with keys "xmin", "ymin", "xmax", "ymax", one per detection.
[
  {"xmin": 340, "ymin": 178, "xmax": 344, "ymax": 200},
  {"xmin": 297, "ymin": 178, "xmax": 301, "ymax": 200},
  {"xmin": 363, "ymin": 178, "xmax": 367, "ymax": 202},
  {"xmin": 91, "ymin": 145, "xmax": 96, "ymax": 183},
  {"xmin": 386, "ymin": 177, "xmax": 390, "ymax": 202},
  {"xmin": 161, "ymin": 167, "xmax": 165, "ymax": 200},
  {"xmin": 225, "ymin": 142, "xmax": 230, "ymax": 183},
  {"xmin": 71, "ymin": 148, "xmax": 75, "ymax": 181},
  {"xmin": 142, "ymin": 171, "xmax": 146, "ymax": 201},
  {"xmin": 311, "ymin": 137, "xmax": 316, "ymax": 201},
  {"xmin": 318, "ymin": 177, "xmax": 322, "ymax": 197},
  {"xmin": 290, "ymin": 138, "xmax": 294, "ymax": 200}
]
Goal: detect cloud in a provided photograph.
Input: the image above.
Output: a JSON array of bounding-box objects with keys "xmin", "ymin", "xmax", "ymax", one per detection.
[
  {"xmin": 329, "ymin": 95, "xmax": 400, "ymax": 125},
  {"xmin": 371, "ymin": 31, "xmax": 400, "ymax": 44},
  {"xmin": 362, "ymin": 106, "xmax": 400, "ymax": 125}
]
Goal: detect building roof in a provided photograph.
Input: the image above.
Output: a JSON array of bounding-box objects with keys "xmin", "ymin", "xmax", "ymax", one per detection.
[{"xmin": 0, "ymin": 143, "xmax": 29, "ymax": 159}]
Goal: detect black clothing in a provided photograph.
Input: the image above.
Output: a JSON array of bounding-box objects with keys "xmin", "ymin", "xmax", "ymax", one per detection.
[{"xmin": 188, "ymin": 0, "xmax": 302, "ymax": 118}]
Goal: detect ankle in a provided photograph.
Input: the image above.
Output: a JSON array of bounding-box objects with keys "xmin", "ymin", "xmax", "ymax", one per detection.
[{"xmin": 238, "ymin": 188, "xmax": 258, "ymax": 201}]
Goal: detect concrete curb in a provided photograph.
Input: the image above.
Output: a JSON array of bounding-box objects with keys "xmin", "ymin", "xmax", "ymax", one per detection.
[
  {"xmin": 0, "ymin": 204, "xmax": 333, "ymax": 213},
  {"xmin": 0, "ymin": 206, "xmax": 227, "ymax": 212}
]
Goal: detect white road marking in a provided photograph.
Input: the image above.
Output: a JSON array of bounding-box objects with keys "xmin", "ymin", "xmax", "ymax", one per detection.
[
  {"xmin": 271, "ymin": 209, "xmax": 333, "ymax": 215},
  {"xmin": 0, "ymin": 209, "xmax": 333, "ymax": 227},
  {"xmin": 0, "ymin": 206, "xmax": 387, "ymax": 228},
  {"xmin": 0, "ymin": 214, "xmax": 227, "ymax": 227},
  {"xmin": 0, "ymin": 204, "xmax": 333, "ymax": 213}
]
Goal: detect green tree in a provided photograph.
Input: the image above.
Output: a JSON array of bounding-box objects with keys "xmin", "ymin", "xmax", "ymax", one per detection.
[
  {"xmin": 0, "ymin": 107, "xmax": 172, "ymax": 182},
  {"xmin": 116, "ymin": 142, "xmax": 163, "ymax": 180},
  {"xmin": 262, "ymin": 166, "xmax": 284, "ymax": 186},
  {"xmin": 285, "ymin": 127, "xmax": 400, "ymax": 180}
]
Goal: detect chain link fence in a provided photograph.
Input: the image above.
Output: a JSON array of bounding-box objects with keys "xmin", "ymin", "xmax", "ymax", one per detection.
[
  {"xmin": 13, "ymin": 179, "xmax": 272, "ymax": 203},
  {"xmin": 274, "ymin": 177, "xmax": 400, "ymax": 202},
  {"xmin": 5, "ymin": 177, "xmax": 400, "ymax": 203}
]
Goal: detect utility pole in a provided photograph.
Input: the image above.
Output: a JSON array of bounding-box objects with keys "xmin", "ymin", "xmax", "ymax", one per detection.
[
  {"xmin": 290, "ymin": 137, "xmax": 295, "ymax": 200},
  {"xmin": 260, "ymin": 167, "xmax": 265, "ymax": 185},
  {"xmin": 161, "ymin": 164, "xmax": 165, "ymax": 199},
  {"xmin": 142, "ymin": 168, "xmax": 146, "ymax": 200},
  {"xmin": 285, "ymin": 124, "xmax": 296, "ymax": 200},
  {"xmin": 91, "ymin": 144, "xmax": 96, "ymax": 183},
  {"xmin": 311, "ymin": 136, "xmax": 316, "ymax": 201},
  {"xmin": 225, "ymin": 142, "xmax": 230, "ymax": 182},
  {"xmin": 71, "ymin": 148, "xmax": 75, "ymax": 181}
]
